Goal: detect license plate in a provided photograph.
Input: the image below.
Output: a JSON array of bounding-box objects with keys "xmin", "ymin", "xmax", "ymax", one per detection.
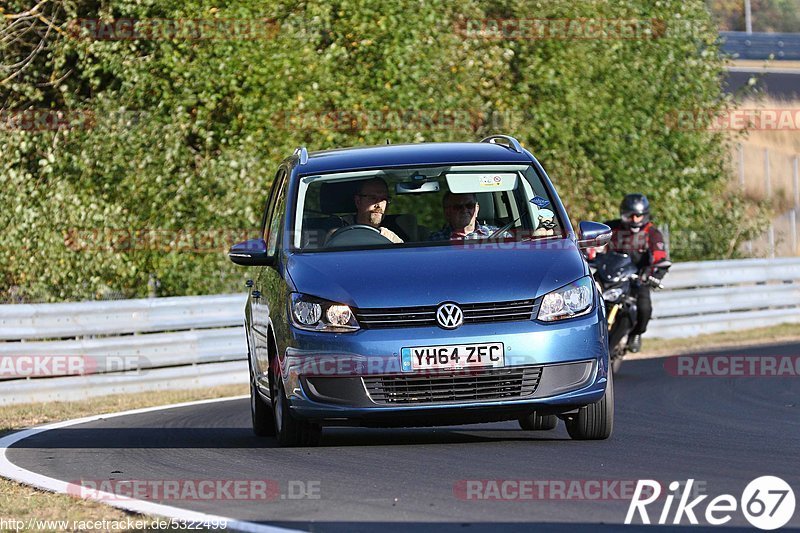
[{"xmin": 400, "ymin": 343, "xmax": 504, "ymax": 372}]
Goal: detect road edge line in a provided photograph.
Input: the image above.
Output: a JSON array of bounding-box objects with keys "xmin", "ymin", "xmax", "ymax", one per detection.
[{"xmin": 0, "ymin": 395, "xmax": 303, "ymax": 533}]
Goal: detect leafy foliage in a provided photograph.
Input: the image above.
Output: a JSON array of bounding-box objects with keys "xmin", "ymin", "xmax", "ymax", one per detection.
[
  {"xmin": 0, "ymin": 0, "xmax": 761, "ymax": 301},
  {"xmin": 708, "ymin": 0, "xmax": 800, "ymax": 32}
]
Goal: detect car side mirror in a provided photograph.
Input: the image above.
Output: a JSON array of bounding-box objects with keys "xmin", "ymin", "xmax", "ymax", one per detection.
[
  {"xmin": 228, "ymin": 238, "xmax": 274, "ymax": 266},
  {"xmin": 577, "ymin": 221, "xmax": 612, "ymax": 250}
]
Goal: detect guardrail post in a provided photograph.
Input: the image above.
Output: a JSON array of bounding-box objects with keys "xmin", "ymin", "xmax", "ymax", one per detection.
[
  {"xmin": 794, "ymin": 155, "xmax": 799, "ymax": 256},
  {"xmin": 765, "ymin": 149, "xmax": 775, "ymax": 257},
  {"xmin": 765, "ymin": 148, "xmax": 771, "ymax": 199},
  {"xmin": 794, "ymin": 155, "xmax": 799, "ymax": 209},
  {"xmin": 738, "ymin": 143, "xmax": 745, "ymax": 189},
  {"xmin": 147, "ymin": 274, "xmax": 160, "ymax": 298},
  {"xmin": 768, "ymin": 225, "xmax": 775, "ymax": 258},
  {"xmin": 745, "ymin": 0, "xmax": 752, "ymax": 34}
]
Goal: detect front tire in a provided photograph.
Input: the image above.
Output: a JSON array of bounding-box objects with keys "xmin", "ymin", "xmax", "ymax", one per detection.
[
  {"xmin": 518, "ymin": 412, "xmax": 558, "ymax": 430},
  {"xmin": 565, "ymin": 368, "xmax": 614, "ymax": 440},
  {"xmin": 249, "ymin": 357, "xmax": 275, "ymax": 437},
  {"xmin": 272, "ymin": 372, "xmax": 322, "ymax": 447}
]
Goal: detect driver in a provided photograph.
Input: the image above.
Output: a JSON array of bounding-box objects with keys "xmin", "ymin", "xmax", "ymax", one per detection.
[
  {"xmin": 350, "ymin": 178, "xmax": 403, "ymax": 243},
  {"xmin": 429, "ymin": 192, "xmax": 502, "ymax": 241},
  {"xmin": 603, "ymin": 193, "xmax": 669, "ymax": 353}
]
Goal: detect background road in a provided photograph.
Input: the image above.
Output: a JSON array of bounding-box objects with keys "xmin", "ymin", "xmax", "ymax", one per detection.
[
  {"xmin": 7, "ymin": 343, "xmax": 800, "ymax": 532},
  {"xmin": 725, "ymin": 67, "xmax": 800, "ymax": 98}
]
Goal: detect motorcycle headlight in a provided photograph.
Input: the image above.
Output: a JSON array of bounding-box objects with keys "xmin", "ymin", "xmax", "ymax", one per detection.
[
  {"xmin": 537, "ymin": 276, "xmax": 594, "ymax": 322},
  {"xmin": 602, "ymin": 287, "xmax": 624, "ymax": 302},
  {"xmin": 290, "ymin": 293, "xmax": 360, "ymax": 332}
]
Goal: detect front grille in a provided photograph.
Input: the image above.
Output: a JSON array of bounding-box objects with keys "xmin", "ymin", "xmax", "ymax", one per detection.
[
  {"xmin": 353, "ymin": 299, "xmax": 539, "ymax": 329},
  {"xmin": 363, "ymin": 366, "xmax": 543, "ymax": 405}
]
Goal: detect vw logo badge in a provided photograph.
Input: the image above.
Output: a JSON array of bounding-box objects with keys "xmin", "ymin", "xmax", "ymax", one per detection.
[{"xmin": 436, "ymin": 303, "xmax": 464, "ymax": 329}]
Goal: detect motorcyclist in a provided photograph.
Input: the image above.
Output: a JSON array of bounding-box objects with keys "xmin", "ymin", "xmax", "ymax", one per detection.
[{"xmin": 603, "ymin": 193, "xmax": 669, "ymax": 353}]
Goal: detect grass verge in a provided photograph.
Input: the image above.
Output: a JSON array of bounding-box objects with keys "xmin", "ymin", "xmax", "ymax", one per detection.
[
  {"xmin": 1, "ymin": 384, "xmax": 247, "ymax": 532},
  {"xmin": 638, "ymin": 322, "xmax": 800, "ymax": 358}
]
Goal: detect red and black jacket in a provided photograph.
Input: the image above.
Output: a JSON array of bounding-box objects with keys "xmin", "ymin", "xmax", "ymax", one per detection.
[{"xmin": 603, "ymin": 219, "xmax": 669, "ymax": 278}]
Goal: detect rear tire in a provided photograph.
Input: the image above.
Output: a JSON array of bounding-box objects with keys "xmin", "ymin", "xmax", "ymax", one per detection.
[
  {"xmin": 565, "ymin": 368, "xmax": 614, "ymax": 440},
  {"xmin": 272, "ymin": 373, "xmax": 322, "ymax": 447},
  {"xmin": 518, "ymin": 412, "xmax": 558, "ymax": 430}
]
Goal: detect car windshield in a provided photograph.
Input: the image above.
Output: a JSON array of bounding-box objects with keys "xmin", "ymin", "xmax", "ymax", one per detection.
[{"xmin": 292, "ymin": 164, "xmax": 563, "ymax": 252}]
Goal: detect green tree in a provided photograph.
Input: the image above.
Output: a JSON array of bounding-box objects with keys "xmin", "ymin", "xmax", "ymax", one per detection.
[{"xmin": 0, "ymin": 0, "xmax": 763, "ymax": 302}]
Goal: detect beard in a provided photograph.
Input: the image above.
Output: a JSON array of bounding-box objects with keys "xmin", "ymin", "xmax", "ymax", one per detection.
[{"xmin": 368, "ymin": 210, "xmax": 384, "ymax": 225}]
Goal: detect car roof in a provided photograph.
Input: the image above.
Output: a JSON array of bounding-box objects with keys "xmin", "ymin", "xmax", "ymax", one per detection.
[{"xmin": 291, "ymin": 142, "xmax": 535, "ymax": 175}]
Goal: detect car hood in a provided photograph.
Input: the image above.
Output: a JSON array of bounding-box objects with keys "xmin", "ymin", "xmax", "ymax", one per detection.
[{"xmin": 286, "ymin": 240, "xmax": 587, "ymax": 308}]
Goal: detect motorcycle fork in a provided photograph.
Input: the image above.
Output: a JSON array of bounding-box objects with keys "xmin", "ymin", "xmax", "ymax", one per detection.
[{"xmin": 606, "ymin": 303, "xmax": 621, "ymax": 330}]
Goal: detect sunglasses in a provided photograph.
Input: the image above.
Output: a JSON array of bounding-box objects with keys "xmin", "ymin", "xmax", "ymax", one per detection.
[
  {"xmin": 357, "ymin": 194, "xmax": 392, "ymax": 205},
  {"xmin": 447, "ymin": 202, "xmax": 477, "ymax": 210}
]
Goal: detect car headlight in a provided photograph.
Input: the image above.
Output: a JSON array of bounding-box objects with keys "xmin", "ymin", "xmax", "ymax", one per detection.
[
  {"xmin": 290, "ymin": 293, "xmax": 360, "ymax": 332},
  {"xmin": 602, "ymin": 287, "xmax": 624, "ymax": 302},
  {"xmin": 537, "ymin": 276, "xmax": 594, "ymax": 322}
]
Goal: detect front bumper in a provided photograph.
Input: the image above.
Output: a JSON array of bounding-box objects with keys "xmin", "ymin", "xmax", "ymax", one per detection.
[{"xmin": 278, "ymin": 307, "xmax": 609, "ymax": 425}]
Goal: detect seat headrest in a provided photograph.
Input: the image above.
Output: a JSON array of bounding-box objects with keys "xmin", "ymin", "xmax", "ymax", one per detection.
[
  {"xmin": 476, "ymin": 192, "xmax": 495, "ymax": 222},
  {"xmin": 319, "ymin": 181, "xmax": 361, "ymax": 214}
]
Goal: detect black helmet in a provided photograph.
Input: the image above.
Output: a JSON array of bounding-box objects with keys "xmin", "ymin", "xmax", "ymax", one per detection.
[{"xmin": 620, "ymin": 193, "xmax": 650, "ymax": 229}]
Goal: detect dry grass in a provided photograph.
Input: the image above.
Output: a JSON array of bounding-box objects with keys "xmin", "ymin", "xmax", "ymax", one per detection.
[
  {"xmin": 730, "ymin": 60, "xmax": 800, "ymax": 70},
  {"xmin": 730, "ymin": 98, "xmax": 800, "ymax": 211},
  {"xmin": 0, "ymin": 384, "xmax": 247, "ymax": 436},
  {"xmin": 638, "ymin": 322, "xmax": 800, "ymax": 358},
  {"xmin": 1, "ymin": 384, "xmax": 247, "ymax": 532}
]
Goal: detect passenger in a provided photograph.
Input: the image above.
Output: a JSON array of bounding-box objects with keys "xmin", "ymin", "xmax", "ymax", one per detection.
[
  {"xmin": 350, "ymin": 178, "xmax": 403, "ymax": 243},
  {"xmin": 429, "ymin": 192, "xmax": 502, "ymax": 241}
]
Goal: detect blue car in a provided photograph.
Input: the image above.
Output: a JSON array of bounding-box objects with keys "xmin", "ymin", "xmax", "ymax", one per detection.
[{"xmin": 229, "ymin": 135, "xmax": 613, "ymax": 446}]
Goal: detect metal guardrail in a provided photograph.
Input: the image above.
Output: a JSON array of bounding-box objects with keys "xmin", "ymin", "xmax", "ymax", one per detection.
[
  {"xmin": 648, "ymin": 257, "xmax": 800, "ymax": 338},
  {"xmin": 0, "ymin": 294, "xmax": 243, "ymax": 340},
  {"xmin": 1, "ymin": 257, "xmax": 799, "ymax": 404},
  {"xmin": 0, "ymin": 361, "xmax": 248, "ymax": 406},
  {"xmin": 720, "ymin": 31, "xmax": 800, "ymax": 60}
]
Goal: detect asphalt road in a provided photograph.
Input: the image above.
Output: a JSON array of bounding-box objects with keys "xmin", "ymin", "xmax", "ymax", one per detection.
[
  {"xmin": 6, "ymin": 343, "xmax": 800, "ymax": 532},
  {"xmin": 725, "ymin": 68, "xmax": 800, "ymax": 99}
]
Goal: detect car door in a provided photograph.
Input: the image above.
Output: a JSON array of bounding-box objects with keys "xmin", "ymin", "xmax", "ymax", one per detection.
[{"xmin": 250, "ymin": 168, "xmax": 288, "ymax": 390}]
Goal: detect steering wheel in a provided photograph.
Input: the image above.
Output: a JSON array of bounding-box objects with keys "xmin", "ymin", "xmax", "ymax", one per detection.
[
  {"xmin": 324, "ymin": 224, "xmax": 392, "ymax": 247},
  {"xmin": 488, "ymin": 219, "xmax": 516, "ymax": 239}
]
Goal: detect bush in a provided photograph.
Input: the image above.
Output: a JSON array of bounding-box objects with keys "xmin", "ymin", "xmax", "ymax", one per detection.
[{"xmin": 0, "ymin": 0, "xmax": 761, "ymax": 301}]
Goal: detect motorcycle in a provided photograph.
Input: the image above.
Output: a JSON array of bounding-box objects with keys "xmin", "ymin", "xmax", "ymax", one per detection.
[{"xmin": 589, "ymin": 251, "xmax": 671, "ymax": 372}]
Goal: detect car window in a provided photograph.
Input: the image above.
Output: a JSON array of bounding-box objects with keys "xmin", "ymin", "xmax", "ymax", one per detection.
[
  {"xmin": 293, "ymin": 164, "xmax": 563, "ymax": 252},
  {"xmin": 264, "ymin": 169, "xmax": 287, "ymax": 255}
]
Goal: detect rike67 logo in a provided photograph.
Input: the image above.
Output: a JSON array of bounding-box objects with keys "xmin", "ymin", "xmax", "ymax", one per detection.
[{"xmin": 626, "ymin": 477, "xmax": 795, "ymax": 530}]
